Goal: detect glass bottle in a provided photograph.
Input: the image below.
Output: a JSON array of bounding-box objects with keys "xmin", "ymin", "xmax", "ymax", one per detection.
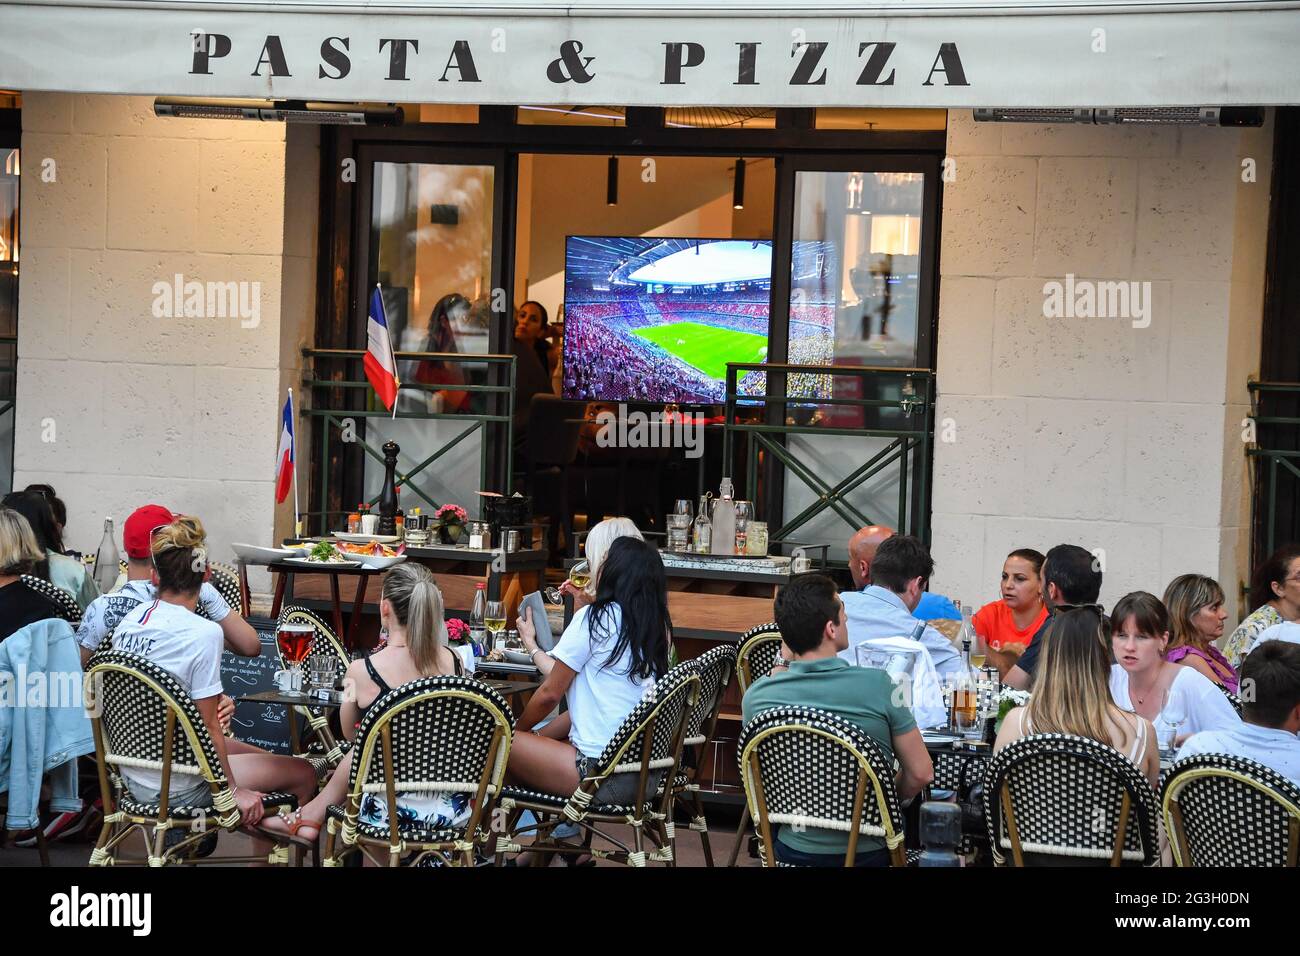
[
  {"xmin": 691, "ymin": 495, "xmax": 712, "ymax": 554},
  {"xmin": 469, "ymin": 582, "xmax": 488, "ymax": 655},
  {"xmin": 711, "ymin": 477, "xmax": 736, "ymax": 556},
  {"xmin": 93, "ymin": 516, "xmax": 120, "ymax": 594},
  {"xmin": 951, "ymin": 606, "xmax": 980, "ymax": 735}
]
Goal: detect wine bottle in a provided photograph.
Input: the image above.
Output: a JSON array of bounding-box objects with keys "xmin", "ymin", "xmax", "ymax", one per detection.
[{"xmin": 93, "ymin": 516, "xmax": 120, "ymax": 593}]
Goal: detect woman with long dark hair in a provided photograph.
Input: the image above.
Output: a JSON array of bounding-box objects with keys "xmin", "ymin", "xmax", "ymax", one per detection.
[
  {"xmin": 0, "ymin": 490, "xmax": 98, "ymax": 610},
  {"xmin": 411, "ymin": 292, "xmax": 471, "ymax": 412},
  {"xmin": 1224, "ymin": 543, "xmax": 1300, "ymax": 670},
  {"xmin": 510, "ymin": 536, "xmax": 672, "ymax": 804}
]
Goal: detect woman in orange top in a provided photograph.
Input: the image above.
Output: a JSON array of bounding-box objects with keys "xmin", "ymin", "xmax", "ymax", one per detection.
[{"xmin": 974, "ymin": 549, "xmax": 1048, "ymax": 679}]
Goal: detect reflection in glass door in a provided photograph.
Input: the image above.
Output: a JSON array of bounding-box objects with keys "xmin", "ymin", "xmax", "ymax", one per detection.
[{"xmin": 364, "ymin": 160, "xmax": 498, "ymax": 515}]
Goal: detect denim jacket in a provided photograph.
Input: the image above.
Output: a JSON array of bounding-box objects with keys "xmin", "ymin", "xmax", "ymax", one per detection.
[{"xmin": 0, "ymin": 618, "xmax": 95, "ymax": 828}]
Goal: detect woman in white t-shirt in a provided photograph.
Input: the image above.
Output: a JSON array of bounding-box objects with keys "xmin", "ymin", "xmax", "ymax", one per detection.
[
  {"xmin": 1108, "ymin": 591, "xmax": 1240, "ymax": 751},
  {"xmin": 512, "ymin": 535, "xmax": 672, "ymax": 805},
  {"xmin": 110, "ymin": 517, "xmax": 316, "ymax": 830}
]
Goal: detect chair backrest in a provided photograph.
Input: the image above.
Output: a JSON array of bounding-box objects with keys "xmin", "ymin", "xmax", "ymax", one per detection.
[
  {"xmin": 277, "ymin": 604, "xmax": 350, "ymax": 685},
  {"xmin": 85, "ymin": 651, "xmax": 235, "ymax": 823},
  {"xmin": 682, "ymin": 643, "xmax": 737, "ymax": 747},
  {"xmin": 20, "ymin": 574, "xmax": 81, "ymax": 626},
  {"xmin": 736, "ymin": 623, "xmax": 783, "ymax": 693},
  {"xmin": 207, "ymin": 562, "xmax": 243, "ymax": 616},
  {"xmin": 583, "ymin": 670, "xmax": 700, "ymax": 803},
  {"xmin": 983, "ymin": 733, "xmax": 1160, "ymax": 866},
  {"xmin": 1162, "ymin": 753, "xmax": 1300, "ymax": 866},
  {"xmin": 347, "ymin": 675, "xmax": 515, "ymax": 835},
  {"xmin": 737, "ymin": 705, "xmax": 906, "ymax": 865}
]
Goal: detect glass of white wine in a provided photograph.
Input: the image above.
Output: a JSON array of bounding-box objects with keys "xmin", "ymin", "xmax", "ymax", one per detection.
[
  {"xmin": 969, "ymin": 630, "xmax": 988, "ymax": 670},
  {"xmin": 484, "ymin": 600, "xmax": 507, "ymax": 652},
  {"xmin": 543, "ymin": 559, "xmax": 592, "ymax": 604}
]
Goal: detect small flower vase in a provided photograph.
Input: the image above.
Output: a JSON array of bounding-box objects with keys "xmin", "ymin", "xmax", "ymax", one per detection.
[{"xmin": 440, "ymin": 521, "xmax": 464, "ymax": 545}]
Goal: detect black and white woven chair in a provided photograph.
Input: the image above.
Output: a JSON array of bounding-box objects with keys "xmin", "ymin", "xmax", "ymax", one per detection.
[
  {"xmin": 1161, "ymin": 753, "xmax": 1300, "ymax": 866},
  {"xmin": 1215, "ymin": 684, "xmax": 1245, "ymax": 715},
  {"xmin": 737, "ymin": 705, "xmax": 908, "ymax": 867},
  {"xmin": 85, "ymin": 651, "xmax": 301, "ymax": 866},
  {"xmin": 663, "ymin": 644, "xmax": 737, "ymax": 867},
  {"xmin": 19, "ymin": 574, "xmax": 81, "ymax": 627},
  {"xmin": 983, "ymin": 733, "xmax": 1160, "ymax": 866},
  {"xmin": 322, "ymin": 675, "xmax": 514, "ymax": 867},
  {"xmin": 496, "ymin": 670, "xmax": 700, "ymax": 867},
  {"xmin": 207, "ymin": 561, "xmax": 244, "ymax": 617},
  {"xmin": 725, "ymin": 622, "xmax": 785, "ymax": 866},
  {"xmin": 277, "ymin": 605, "xmax": 352, "ymax": 770}
]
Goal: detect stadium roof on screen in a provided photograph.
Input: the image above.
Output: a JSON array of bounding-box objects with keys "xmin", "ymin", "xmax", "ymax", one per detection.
[{"xmin": 627, "ymin": 240, "xmax": 772, "ymax": 287}]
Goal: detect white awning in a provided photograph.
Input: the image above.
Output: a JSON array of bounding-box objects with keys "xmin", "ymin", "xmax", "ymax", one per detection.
[{"xmin": 1, "ymin": 0, "xmax": 1297, "ymax": 107}]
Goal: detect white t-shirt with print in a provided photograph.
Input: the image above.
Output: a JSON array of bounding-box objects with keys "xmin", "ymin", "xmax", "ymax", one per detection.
[
  {"xmin": 551, "ymin": 603, "xmax": 656, "ymax": 759},
  {"xmin": 76, "ymin": 580, "xmax": 231, "ymax": 655},
  {"xmin": 1109, "ymin": 663, "xmax": 1241, "ymax": 738},
  {"xmin": 111, "ymin": 599, "xmax": 226, "ymax": 796}
]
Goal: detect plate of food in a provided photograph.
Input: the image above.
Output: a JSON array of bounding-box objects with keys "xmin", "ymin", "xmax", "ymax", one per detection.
[
  {"xmin": 284, "ymin": 541, "xmax": 363, "ymax": 566},
  {"xmin": 503, "ymin": 649, "xmax": 534, "ymax": 665},
  {"xmin": 334, "ymin": 532, "xmax": 402, "ymax": 545},
  {"xmin": 336, "ymin": 540, "xmax": 407, "ymax": 569},
  {"xmin": 231, "ymin": 542, "xmax": 299, "ymax": 564}
]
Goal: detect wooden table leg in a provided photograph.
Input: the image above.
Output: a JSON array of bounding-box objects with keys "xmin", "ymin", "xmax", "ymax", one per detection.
[
  {"xmin": 271, "ymin": 571, "xmax": 290, "ymax": 619},
  {"xmin": 237, "ymin": 561, "xmax": 252, "ymax": 618},
  {"xmin": 348, "ymin": 576, "xmax": 369, "ymax": 650},
  {"xmin": 329, "ymin": 574, "xmax": 345, "ymax": 647}
]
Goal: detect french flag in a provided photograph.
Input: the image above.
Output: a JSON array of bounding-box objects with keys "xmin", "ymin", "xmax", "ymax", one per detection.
[
  {"xmin": 275, "ymin": 392, "xmax": 294, "ymax": 504},
  {"xmin": 365, "ymin": 286, "xmax": 400, "ymax": 411}
]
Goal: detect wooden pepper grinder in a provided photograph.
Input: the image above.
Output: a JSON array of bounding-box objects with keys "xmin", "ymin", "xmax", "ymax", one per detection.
[{"xmin": 378, "ymin": 440, "xmax": 400, "ymax": 536}]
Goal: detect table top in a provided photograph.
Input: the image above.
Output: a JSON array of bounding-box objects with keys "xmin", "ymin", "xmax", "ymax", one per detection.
[
  {"xmin": 238, "ymin": 678, "xmax": 538, "ymax": 708},
  {"xmin": 266, "ymin": 560, "xmax": 385, "ymax": 576}
]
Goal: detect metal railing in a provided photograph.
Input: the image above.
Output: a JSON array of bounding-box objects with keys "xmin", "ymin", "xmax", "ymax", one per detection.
[
  {"xmin": 722, "ymin": 363, "xmax": 936, "ymax": 546},
  {"xmin": 1248, "ymin": 380, "xmax": 1300, "ymax": 560},
  {"xmin": 301, "ymin": 348, "xmax": 516, "ymax": 536}
]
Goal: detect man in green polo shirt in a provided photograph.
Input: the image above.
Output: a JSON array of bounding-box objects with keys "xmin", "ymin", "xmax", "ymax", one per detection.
[{"xmin": 742, "ymin": 573, "xmax": 934, "ymax": 866}]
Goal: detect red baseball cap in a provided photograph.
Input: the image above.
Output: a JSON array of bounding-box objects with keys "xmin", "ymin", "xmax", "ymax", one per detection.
[{"xmin": 123, "ymin": 504, "xmax": 174, "ymax": 559}]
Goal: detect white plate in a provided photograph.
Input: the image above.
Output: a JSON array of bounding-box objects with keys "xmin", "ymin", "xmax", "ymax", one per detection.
[
  {"xmin": 504, "ymin": 649, "xmax": 534, "ymax": 665},
  {"xmin": 334, "ymin": 532, "xmax": 402, "ymax": 545},
  {"xmin": 283, "ymin": 556, "xmax": 363, "ymax": 567},
  {"xmin": 348, "ymin": 554, "xmax": 408, "ymax": 570},
  {"xmin": 231, "ymin": 542, "xmax": 298, "ymax": 564}
]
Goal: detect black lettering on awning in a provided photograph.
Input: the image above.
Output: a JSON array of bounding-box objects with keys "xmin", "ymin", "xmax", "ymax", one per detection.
[
  {"xmin": 662, "ymin": 42, "xmax": 705, "ymax": 85},
  {"xmin": 251, "ymin": 35, "xmax": 291, "ymax": 77},
  {"xmin": 922, "ymin": 42, "xmax": 969, "ymax": 86},
  {"xmin": 439, "ymin": 40, "xmax": 481, "ymax": 82},
  {"xmin": 379, "ymin": 38, "xmax": 419, "ymax": 81},
  {"xmin": 789, "ymin": 41, "xmax": 828, "ymax": 86},
  {"xmin": 319, "ymin": 37, "xmax": 351, "ymax": 80},
  {"xmin": 856, "ymin": 41, "xmax": 897, "ymax": 85}
]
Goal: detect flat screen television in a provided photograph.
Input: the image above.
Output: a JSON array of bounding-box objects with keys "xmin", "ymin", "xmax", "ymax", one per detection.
[{"xmin": 562, "ymin": 236, "xmax": 773, "ymax": 404}]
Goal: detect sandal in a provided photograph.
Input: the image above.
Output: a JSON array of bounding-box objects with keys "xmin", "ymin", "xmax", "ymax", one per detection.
[{"xmin": 258, "ymin": 809, "xmax": 320, "ymax": 848}]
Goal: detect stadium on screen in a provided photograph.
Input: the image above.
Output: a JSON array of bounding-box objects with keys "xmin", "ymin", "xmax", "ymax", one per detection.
[{"xmin": 562, "ymin": 237, "xmax": 776, "ymax": 404}]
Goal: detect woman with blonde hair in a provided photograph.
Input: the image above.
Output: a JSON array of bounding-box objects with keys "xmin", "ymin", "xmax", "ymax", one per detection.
[
  {"xmin": 995, "ymin": 607, "xmax": 1160, "ymax": 788},
  {"xmin": 0, "ymin": 508, "xmax": 59, "ymax": 640},
  {"xmin": 559, "ymin": 517, "xmax": 644, "ymax": 611},
  {"xmin": 110, "ymin": 516, "xmax": 317, "ymax": 831},
  {"xmin": 263, "ymin": 561, "xmax": 465, "ymax": 844},
  {"xmin": 1162, "ymin": 574, "xmax": 1236, "ymax": 692}
]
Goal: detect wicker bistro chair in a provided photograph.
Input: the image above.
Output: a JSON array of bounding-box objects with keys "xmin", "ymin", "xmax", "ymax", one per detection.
[
  {"xmin": 725, "ymin": 622, "xmax": 785, "ymax": 866},
  {"xmin": 983, "ymin": 733, "xmax": 1161, "ymax": 867},
  {"xmin": 495, "ymin": 670, "xmax": 701, "ymax": 867},
  {"xmin": 1162, "ymin": 753, "xmax": 1300, "ymax": 866},
  {"xmin": 662, "ymin": 644, "xmax": 737, "ymax": 867},
  {"xmin": 323, "ymin": 675, "xmax": 514, "ymax": 867},
  {"xmin": 1216, "ymin": 684, "xmax": 1245, "ymax": 715},
  {"xmin": 737, "ymin": 706, "xmax": 908, "ymax": 867},
  {"xmin": 276, "ymin": 605, "xmax": 351, "ymax": 771},
  {"xmin": 20, "ymin": 575, "xmax": 81, "ymax": 627},
  {"xmin": 85, "ymin": 651, "xmax": 302, "ymax": 866},
  {"xmin": 207, "ymin": 562, "xmax": 244, "ymax": 615}
]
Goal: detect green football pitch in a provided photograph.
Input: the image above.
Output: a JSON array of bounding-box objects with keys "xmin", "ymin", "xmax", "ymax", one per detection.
[{"xmin": 633, "ymin": 321, "xmax": 768, "ymax": 380}]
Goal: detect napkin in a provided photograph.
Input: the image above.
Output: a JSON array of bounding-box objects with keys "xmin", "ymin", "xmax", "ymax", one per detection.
[{"xmin": 852, "ymin": 635, "xmax": 948, "ymax": 729}]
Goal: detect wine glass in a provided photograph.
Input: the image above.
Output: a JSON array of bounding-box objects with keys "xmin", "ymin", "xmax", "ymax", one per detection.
[
  {"xmin": 543, "ymin": 559, "xmax": 592, "ymax": 604},
  {"xmin": 276, "ymin": 623, "xmax": 315, "ymax": 695},
  {"xmin": 1160, "ymin": 687, "xmax": 1186, "ymax": 757},
  {"xmin": 484, "ymin": 600, "xmax": 506, "ymax": 651}
]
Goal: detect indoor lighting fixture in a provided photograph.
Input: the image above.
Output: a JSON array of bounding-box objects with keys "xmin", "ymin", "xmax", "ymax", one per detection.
[
  {"xmin": 154, "ymin": 98, "xmax": 403, "ymax": 126},
  {"xmin": 974, "ymin": 107, "xmax": 1263, "ymax": 127},
  {"xmin": 606, "ymin": 155, "xmax": 619, "ymax": 206},
  {"xmin": 733, "ymin": 159, "xmax": 746, "ymax": 210}
]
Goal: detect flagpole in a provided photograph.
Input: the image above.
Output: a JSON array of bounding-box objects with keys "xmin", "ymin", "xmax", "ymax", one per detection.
[
  {"xmin": 289, "ymin": 387, "xmax": 301, "ymax": 537},
  {"xmin": 377, "ymin": 282, "xmax": 401, "ymax": 421}
]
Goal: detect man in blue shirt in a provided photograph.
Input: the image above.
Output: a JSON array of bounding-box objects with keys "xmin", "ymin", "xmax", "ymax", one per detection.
[
  {"xmin": 841, "ymin": 534, "xmax": 963, "ymax": 679},
  {"xmin": 1176, "ymin": 639, "xmax": 1300, "ymax": 788},
  {"xmin": 847, "ymin": 525, "xmax": 961, "ymax": 621}
]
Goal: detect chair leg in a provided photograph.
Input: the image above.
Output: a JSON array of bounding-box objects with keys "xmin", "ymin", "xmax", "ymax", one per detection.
[
  {"xmin": 691, "ymin": 792, "xmax": 715, "ymax": 868},
  {"xmin": 36, "ymin": 824, "xmax": 51, "ymax": 867},
  {"xmin": 726, "ymin": 806, "xmax": 751, "ymax": 867}
]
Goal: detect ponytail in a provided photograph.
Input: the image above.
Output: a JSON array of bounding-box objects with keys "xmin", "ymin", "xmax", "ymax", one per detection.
[{"xmin": 382, "ymin": 563, "xmax": 448, "ymax": 676}]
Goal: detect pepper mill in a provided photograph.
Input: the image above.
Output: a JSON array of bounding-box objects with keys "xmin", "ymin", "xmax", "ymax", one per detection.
[{"xmin": 378, "ymin": 440, "xmax": 400, "ymax": 536}]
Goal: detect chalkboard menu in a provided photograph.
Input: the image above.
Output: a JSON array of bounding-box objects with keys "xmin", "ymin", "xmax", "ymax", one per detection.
[{"xmin": 221, "ymin": 617, "xmax": 290, "ymax": 755}]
